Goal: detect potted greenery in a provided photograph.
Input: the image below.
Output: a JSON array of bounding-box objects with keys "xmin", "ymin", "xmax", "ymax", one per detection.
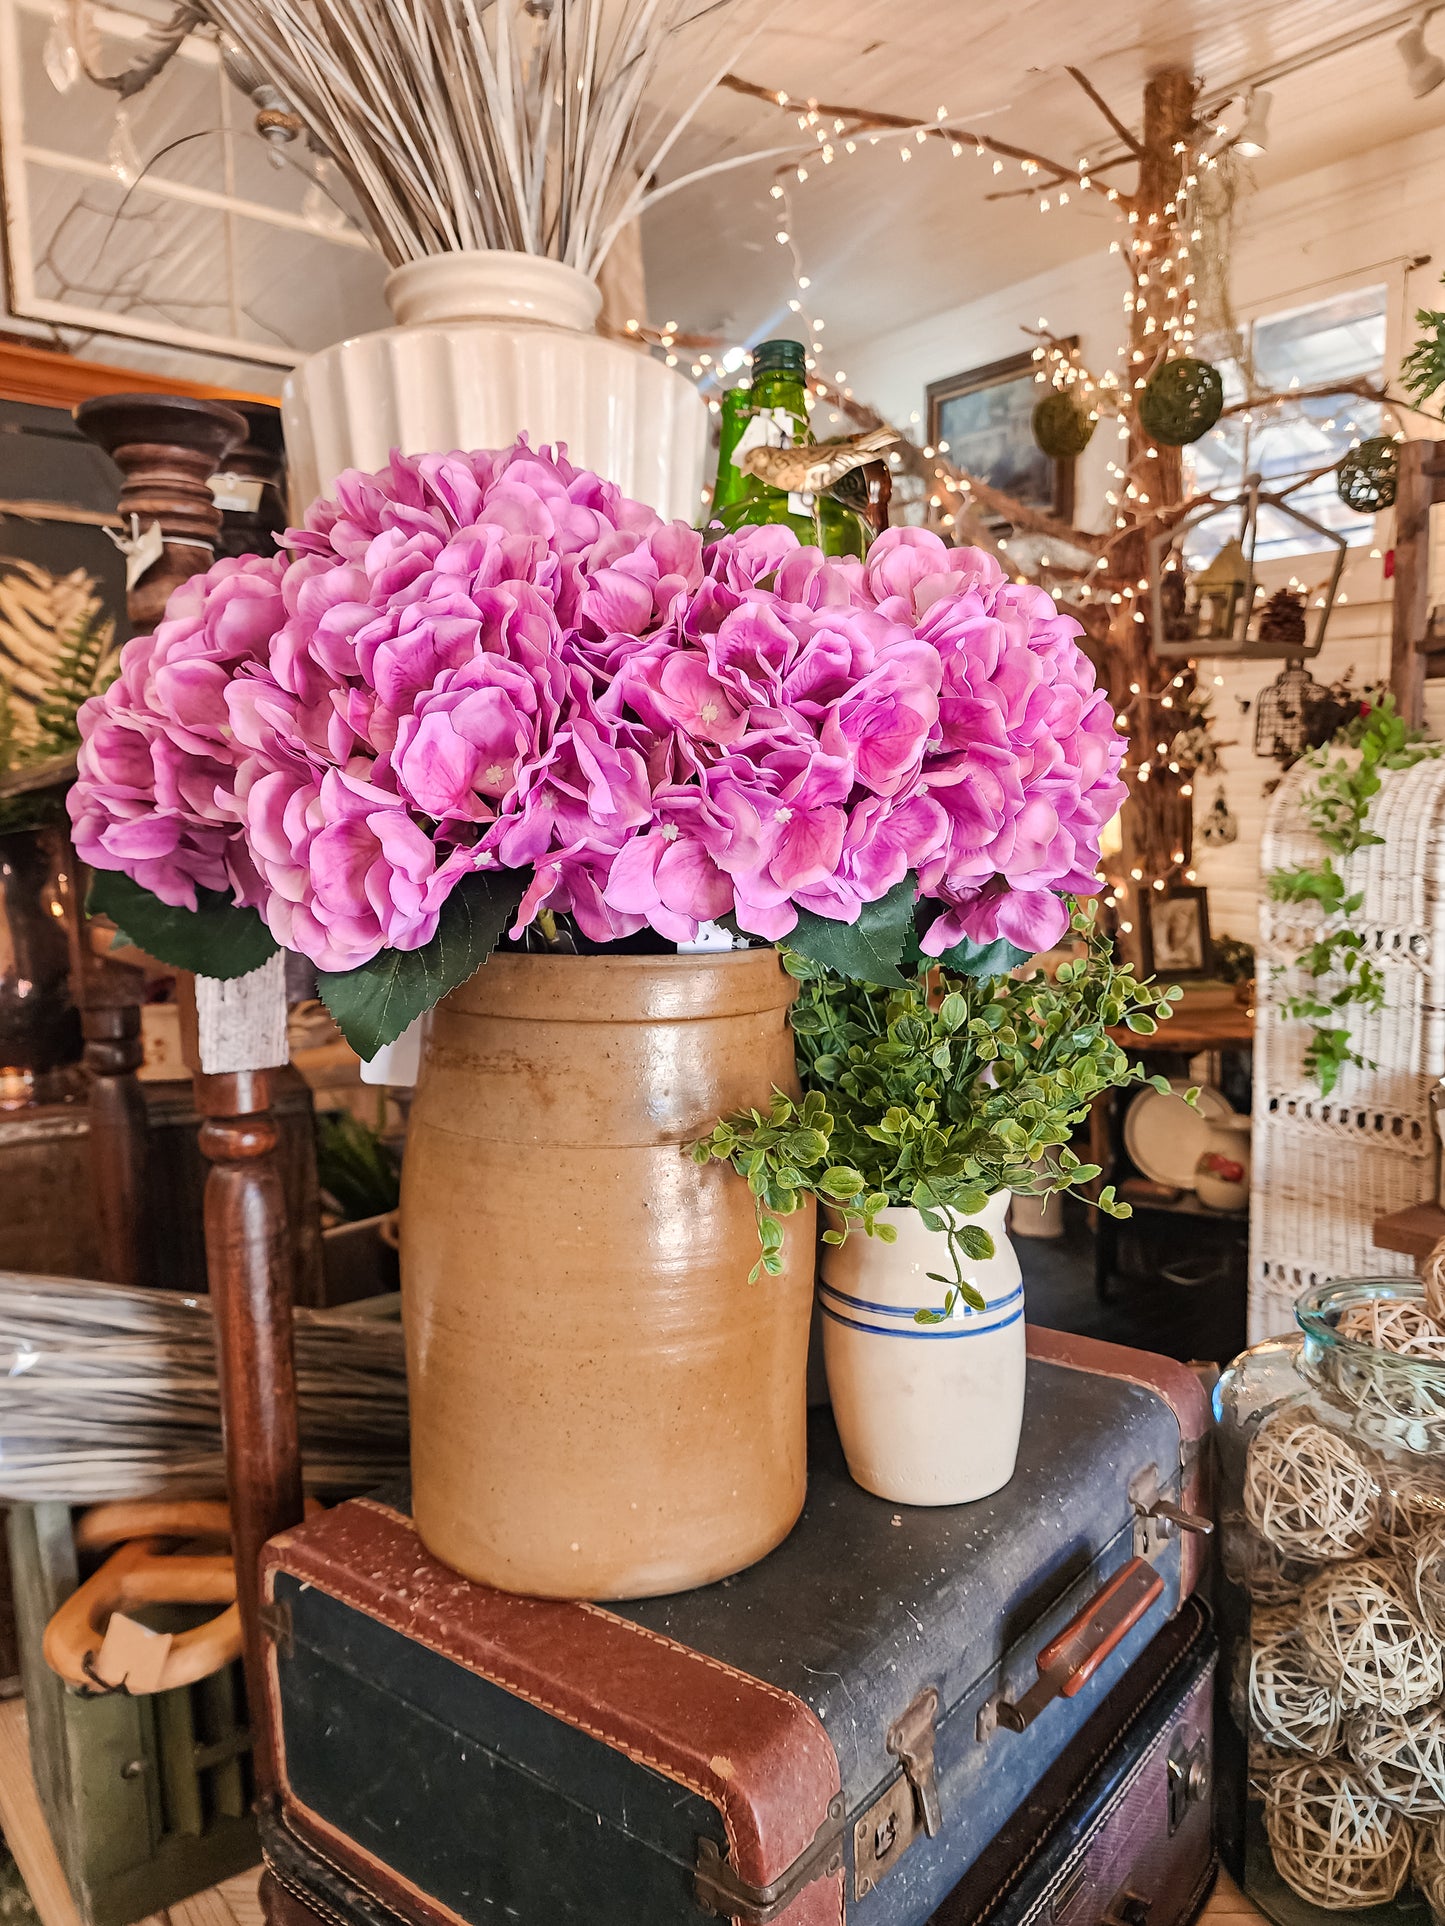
[
  {"xmin": 66, "ymin": 441, "xmax": 1128, "ymax": 1595},
  {"xmin": 694, "ymin": 908, "xmax": 1179, "ymax": 1505}
]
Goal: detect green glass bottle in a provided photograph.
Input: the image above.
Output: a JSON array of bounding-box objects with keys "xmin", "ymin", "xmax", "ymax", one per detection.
[
  {"xmin": 704, "ymin": 381, "xmax": 754, "ymax": 530},
  {"xmin": 714, "ymin": 338, "xmax": 870, "ymax": 558}
]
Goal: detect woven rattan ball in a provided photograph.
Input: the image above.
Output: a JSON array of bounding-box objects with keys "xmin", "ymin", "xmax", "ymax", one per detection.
[
  {"xmin": 1376, "ymin": 1468, "xmax": 1445, "ymax": 1559},
  {"xmin": 1425, "ymin": 1243, "xmax": 1445, "ymax": 1325},
  {"xmin": 1336, "ymin": 437, "xmax": 1400, "ymax": 515},
  {"xmin": 1413, "ymin": 1518, "xmax": 1445, "ymax": 1639},
  {"xmin": 1138, "ymin": 357, "xmax": 1225, "ymax": 447},
  {"xmin": 1338, "ymin": 1297, "xmax": 1445, "ymax": 1357},
  {"xmin": 1417, "ymin": 1819, "xmax": 1445, "ymax": 1923},
  {"xmin": 1346, "ymin": 1701, "xmax": 1445, "ymax": 1815},
  {"xmin": 1031, "ymin": 390, "xmax": 1095, "ymax": 460},
  {"xmin": 1223, "ymin": 1517, "xmax": 1315, "ymax": 1603},
  {"xmin": 1244, "ymin": 1411, "xmax": 1382, "ymax": 1561},
  {"xmin": 1250, "ymin": 1620, "xmax": 1341, "ymax": 1757},
  {"xmin": 1263, "ymin": 1759, "xmax": 1414, "ymax": 1909},
  {"xmin": 1301, "ymin": 1558, "xmax": 1443, "ymax": 1714}
]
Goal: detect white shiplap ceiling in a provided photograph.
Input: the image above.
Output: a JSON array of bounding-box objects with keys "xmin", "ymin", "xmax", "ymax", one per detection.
[{"xmin": 641, "ymin": 0, "xmax": 1445, "ymax": 356}]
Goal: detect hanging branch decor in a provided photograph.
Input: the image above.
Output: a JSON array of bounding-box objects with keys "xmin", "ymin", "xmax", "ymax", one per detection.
[{"xmin": 1138, "ymin": 356, "xmax": 1225, "ymax": 447}]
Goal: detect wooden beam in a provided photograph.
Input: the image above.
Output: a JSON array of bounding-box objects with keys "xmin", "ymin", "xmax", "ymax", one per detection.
[{"xmin": 1389, "ymin": 439, "xmax": 1443, "ymax": 727}]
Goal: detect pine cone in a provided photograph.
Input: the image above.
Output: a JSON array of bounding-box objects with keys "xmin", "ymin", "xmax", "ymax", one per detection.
[{"xmin": 1258, "ymin": 588, "xmax": 1306, "ymax": 650}]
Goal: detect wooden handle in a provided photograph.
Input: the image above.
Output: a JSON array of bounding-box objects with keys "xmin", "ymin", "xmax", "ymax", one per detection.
[
  {"xmin": 43, "ymin": 1537, "xmax": 241, "ymax": 1693},
  {"xmin": 75, "ymin": 1500, "xmax": 234, "ymax": 1552},
  {"xmin": 1035, "ymin": 1557, "xmax": 1164, "ymax": 1700}
]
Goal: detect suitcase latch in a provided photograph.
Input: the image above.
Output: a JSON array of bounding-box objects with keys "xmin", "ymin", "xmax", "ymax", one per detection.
[
  {"xmin": 889, "ymin": 1686, "xmax": 943, "ymax": 1837},
  {"xmin": 852, "ymin": 1686, "xmax": 942, "ymax": 1901},
  {"xmin": 1129, "ymin": 1464, "xmax": 1213, "ymax": 1561}
]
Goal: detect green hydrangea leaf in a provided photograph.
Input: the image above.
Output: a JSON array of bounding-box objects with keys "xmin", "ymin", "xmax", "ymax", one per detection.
[
  {"xmin": 930, "ymin": 932, "xmax": 1032, "ymax": 978},
  {"xmin": 87, "ymin": 868, "xmax": 278, "ymax": 980},
  {"xmin": 785, "ymin": 874, "xmax": 916, "ymax": 987},
  {"xmin": 318, "ymin": 867, "xmax": 526, "ymax": 1057}
]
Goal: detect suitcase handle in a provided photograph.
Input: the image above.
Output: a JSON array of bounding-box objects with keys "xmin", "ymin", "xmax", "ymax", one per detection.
[{"xmin": 980, "ymin": 1557, "xmax": 1165, "ymax": 1736}]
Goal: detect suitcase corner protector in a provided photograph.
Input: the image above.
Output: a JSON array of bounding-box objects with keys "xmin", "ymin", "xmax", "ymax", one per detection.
[{"xmin": 693, "ymin": 1792, "xmax": 846, "ymax": 1925}]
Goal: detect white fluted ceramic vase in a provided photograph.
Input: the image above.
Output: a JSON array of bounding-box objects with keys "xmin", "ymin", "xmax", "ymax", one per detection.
[
  {"xmin": 819, "ymin": 1196, "xmax": 1027, "ymax": 1506},
  {"xmin": 281, "ymin": 251, "xmax": 708, "ymax": 519}
]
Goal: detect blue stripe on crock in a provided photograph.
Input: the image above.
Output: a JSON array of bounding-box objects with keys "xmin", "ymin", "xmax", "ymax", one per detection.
[
  {"xmin": 819, "ymin": 1303, "xmax": 1026, "ymax": 1340},
  {"xmin": 817, "ymin": 1280, "xmax": 1025, "ymax": 1321}
]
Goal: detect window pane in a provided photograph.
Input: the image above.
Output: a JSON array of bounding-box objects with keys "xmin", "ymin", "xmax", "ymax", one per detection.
[{"xmin": 1250, "ymin": 284, "xmax": 1386, "ymax": 394}]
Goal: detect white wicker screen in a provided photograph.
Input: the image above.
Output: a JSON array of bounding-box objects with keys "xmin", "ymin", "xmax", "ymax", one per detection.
[{"xmin": 1249, "ymin": 757, "xmax": 1445, "ymax": 1343}]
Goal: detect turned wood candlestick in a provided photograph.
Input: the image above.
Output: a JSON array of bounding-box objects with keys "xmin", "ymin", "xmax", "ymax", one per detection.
[
  {"xmin": 72, "ymin": 394, "xmax": 247, "ymax": 1286},
  {"xmin": 74, "ymin": 393, "xmax": 248, "ymax": 627}
]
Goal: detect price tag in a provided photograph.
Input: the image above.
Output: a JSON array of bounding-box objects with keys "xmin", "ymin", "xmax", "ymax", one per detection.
[{"xmin": 209, "ymin": 473, "xmax": 265, "ymax": 514}]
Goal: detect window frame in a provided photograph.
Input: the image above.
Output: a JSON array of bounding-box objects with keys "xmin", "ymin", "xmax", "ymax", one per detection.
[{"xmin": 0, "ymin": 0, "xmax": 376, "ymax": 369}]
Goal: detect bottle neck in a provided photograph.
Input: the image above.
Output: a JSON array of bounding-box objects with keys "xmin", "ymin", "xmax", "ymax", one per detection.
[{"xmin": 750, "ymin": 369, "xmax": 811, "ymax": 439}]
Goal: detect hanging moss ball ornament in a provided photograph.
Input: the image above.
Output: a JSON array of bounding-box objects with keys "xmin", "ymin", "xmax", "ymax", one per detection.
[
  {"xmin": 1138, "ymin": 357, "xmax": 1225, "ymax": 447},
  {"xmin": 1336, "ymin": 437, "xmax": 1400, "ymax": 514},
  {"xmin": 1032, "ymin": 390, "xmax": 1095, "ymax": 460}
]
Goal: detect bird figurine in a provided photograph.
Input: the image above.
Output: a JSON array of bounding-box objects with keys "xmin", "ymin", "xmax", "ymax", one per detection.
[{"xmin": 737, "ymin": 426, "xmax": 898, "ymax": 496}]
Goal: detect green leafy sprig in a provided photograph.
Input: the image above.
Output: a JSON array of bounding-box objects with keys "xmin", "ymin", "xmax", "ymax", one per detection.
[
  {"xmin": 693, "ymin": 904, "xmax": 1182, "ymax": 1317},
  {"xmin": 1266, "ymin": 696, "xmax": 1438, "ymax": 1094},
  {"xmin": 1402, "ymin": 275, "xmax": 1445, "ymax": 411}
]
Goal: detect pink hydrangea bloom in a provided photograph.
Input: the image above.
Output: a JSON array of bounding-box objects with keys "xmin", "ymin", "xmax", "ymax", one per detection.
[{"xmin": 69, "ymin": 440, "xmax": 1124, "ymax": 972}]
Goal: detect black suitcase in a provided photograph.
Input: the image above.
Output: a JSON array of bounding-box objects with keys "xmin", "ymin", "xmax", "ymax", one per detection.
[
  {"xmin": 258, "ymin": 1329, "xmax": 1213, "ymax": 1926},
  {"xmin": 260, "ymin": 1597, "xmax": 1216, "ymax": 1926}
]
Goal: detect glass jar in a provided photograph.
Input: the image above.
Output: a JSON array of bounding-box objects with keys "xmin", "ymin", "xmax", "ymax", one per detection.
[{"xmin": 1216, "ymin": 1279, "xmax": 1445, "ymax": 1925}]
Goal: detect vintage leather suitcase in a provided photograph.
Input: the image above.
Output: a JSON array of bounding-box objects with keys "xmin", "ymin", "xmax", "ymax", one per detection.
[
  {"xmin": 934, "ymin": 1596, "xmax": 1216, "ymax": 1926},
  {"xmin": 260, "ymin": 1328, "xmax": 1211, "ymax": 1926},
  {"xmin": 260, "ymin": 1601, "xmax": 1216, "ymax": 1926}
]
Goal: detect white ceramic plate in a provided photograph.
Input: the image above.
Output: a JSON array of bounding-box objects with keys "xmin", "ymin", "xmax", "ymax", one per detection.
[{"xmin": 1124, "ymin": 1080, "xmax": 1236, "ymax": 1190}]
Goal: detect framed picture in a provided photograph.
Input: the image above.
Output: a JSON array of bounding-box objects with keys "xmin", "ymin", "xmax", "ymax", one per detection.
[
  {"xmin": 1142, "ymin": 887, "xmax": 1213, "ymax": 981},
  {"xmin": 925, "ymin": 344, "xmax": 1076, "ymax": 524}
]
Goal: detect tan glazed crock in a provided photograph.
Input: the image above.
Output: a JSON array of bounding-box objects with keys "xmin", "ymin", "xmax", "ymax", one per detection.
[{"xmin": 400, "ymin": 949, "xmax": 815, "ymax": 1599}]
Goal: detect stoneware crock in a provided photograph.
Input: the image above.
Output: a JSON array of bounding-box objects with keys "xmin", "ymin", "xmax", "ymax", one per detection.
[
  {"xmin": 819, "ymin": 1194, "xmax": 1026, "ymax": 1506},
  {"xmin": 400, "ymin": 949, "xmax": 815, "ymax": 1599}
]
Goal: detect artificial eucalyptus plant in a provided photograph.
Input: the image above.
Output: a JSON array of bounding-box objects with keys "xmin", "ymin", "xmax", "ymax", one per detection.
[
  {"xmin": 693, "ymin": 905, "xmax": 1181, "ymax": 1316},
  {"xmin": 1266, "ymin": 695, "xmax": 1439, "ymax": 1094}
]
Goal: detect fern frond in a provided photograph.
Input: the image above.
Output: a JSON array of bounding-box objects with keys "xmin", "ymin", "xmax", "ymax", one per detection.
[{"xmin": 33, "ymin": 605, "xmax": 117, "ymax": 752}]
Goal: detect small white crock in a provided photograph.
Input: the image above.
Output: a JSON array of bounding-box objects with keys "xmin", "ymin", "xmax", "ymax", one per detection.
[{"xmin": 818, "ymin": 1195, "xmax": 1027, "ymax": 1507}]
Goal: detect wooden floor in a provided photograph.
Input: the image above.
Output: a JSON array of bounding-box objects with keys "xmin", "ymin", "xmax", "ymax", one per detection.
[{"xmin": 0, "ymin": 1688, "xmax": 1265, "ymax": 1926}]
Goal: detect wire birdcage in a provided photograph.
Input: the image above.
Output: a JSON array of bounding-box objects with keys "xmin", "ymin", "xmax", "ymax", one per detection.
[
  {"xmin": 1252, "ymin": 663, "xmax": 1345, "ymax": 768},
  {"xmin": 1148, "ymin": 474, "xmax": 1346, "ymax": 660}
]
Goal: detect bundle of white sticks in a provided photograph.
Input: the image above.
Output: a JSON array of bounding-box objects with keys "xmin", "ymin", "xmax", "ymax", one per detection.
[
  {"xmin": 194, "ymin": 0, "xmax": 785, "ymax": 274},
  {"xmin": 0, "ymin": 1273, "xmax": 407, "ymax": 1503}
]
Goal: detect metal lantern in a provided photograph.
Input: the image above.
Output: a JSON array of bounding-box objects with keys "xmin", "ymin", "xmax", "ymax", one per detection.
[
  {"xmin": 1148, "ymin": 474, "xmax": 1347, "ymax": 660},
  {"xmin": 1192, "ymin": 538, "xmax": 1249, "ymax": 642}
]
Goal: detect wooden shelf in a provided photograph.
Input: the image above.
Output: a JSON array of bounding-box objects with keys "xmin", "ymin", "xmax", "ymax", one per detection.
[{"xmin": 1374, "ymin": 1200, "xmax": 1445, "ymax": 1263}]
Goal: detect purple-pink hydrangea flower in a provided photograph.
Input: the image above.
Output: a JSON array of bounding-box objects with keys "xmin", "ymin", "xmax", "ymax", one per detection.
[{"xmin": 70, "ymin": 439, "xmax": 1125, "ymax": 972}]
